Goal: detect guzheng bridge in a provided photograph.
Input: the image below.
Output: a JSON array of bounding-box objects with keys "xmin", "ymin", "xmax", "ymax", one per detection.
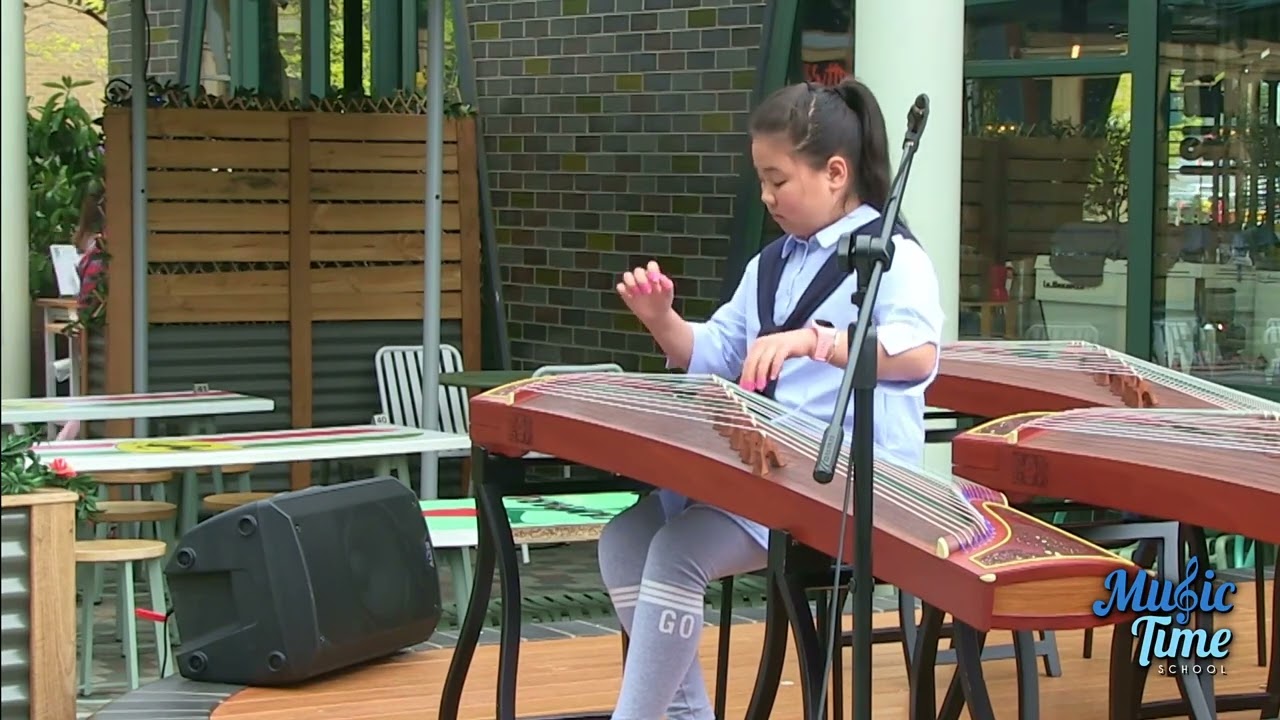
[{"xmin": 1, "ymin": 1, "xmax": 1277, "ymax": 720}]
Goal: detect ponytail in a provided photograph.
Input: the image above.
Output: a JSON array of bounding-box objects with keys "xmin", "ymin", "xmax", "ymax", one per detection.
[
  {"xmin": 749, "ymin": 78, "xmax": 895, "ymax": 213},
  {"xmin": 833, "ymin": 77, "xmax": 892, "ymax": 212}
]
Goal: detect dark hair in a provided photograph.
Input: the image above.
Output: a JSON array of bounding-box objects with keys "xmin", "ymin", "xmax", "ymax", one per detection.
[{"xmin": 748, "ymin": 77, "xmax": 892, "ymax": 212}]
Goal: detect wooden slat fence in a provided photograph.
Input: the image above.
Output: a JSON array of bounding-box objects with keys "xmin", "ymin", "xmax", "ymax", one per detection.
[
  {"xmin": 960, "ymin": 135, "xmax": 1106, "ymax": 298},
  {"xmin": 101, "ymin": 108, "xmax": 481, "ymax": 487}
]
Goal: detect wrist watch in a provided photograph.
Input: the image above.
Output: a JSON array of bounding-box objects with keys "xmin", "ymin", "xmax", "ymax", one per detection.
[{"xmin": 808, "ymin": 320, "xmax": 838, "ymax": 363}]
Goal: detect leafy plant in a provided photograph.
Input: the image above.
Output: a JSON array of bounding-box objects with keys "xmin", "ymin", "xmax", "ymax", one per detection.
[
  {"xmin": 28, "ymin": 76, "xmax": 104, "ymax": 298},
  {"xmin": 1, "ymin": 426, "xmax": 98, "ymax": 520},
  {"xmin": 1085, "ymin": 119, "xmax": 1131, "ymax": 224}
]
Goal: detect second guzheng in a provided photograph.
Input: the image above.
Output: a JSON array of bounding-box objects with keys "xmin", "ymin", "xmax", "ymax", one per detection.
[
  {"xmin": 468, "ymin": 372, "xmax": 1139, "ymax": 632},
  {"xmin": 928, "ymin": 340, "xmax": 1278, "ymax": 418},
  {"xmin": 953, "ymin": 408, "xmax": 1280, "ymax": 545}
]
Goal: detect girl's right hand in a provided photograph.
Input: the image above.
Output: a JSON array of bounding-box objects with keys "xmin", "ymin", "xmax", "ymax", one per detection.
[{"xmin": 617, "ymin": 260, "xmax": 675, "ymax": 326}]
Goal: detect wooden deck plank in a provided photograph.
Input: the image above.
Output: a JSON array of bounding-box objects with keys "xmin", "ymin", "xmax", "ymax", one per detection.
[{"xmin": 213, "ymin": 582, "xmax": 1273, "ymax": 719}]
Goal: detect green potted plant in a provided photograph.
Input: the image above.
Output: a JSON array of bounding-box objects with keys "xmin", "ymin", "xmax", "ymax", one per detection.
[
  {"xmin": 28, "ymin": 77, "xmax": 104, "ymax": 299},
  {"xmin": 1, "ymin": 427, "xmax": 98, "ymax": 520}
]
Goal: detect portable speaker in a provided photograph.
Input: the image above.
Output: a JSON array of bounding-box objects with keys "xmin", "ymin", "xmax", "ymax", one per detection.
[{"xmin": 165, "ymin": 475, "xmax": 442, "ymax": 686}]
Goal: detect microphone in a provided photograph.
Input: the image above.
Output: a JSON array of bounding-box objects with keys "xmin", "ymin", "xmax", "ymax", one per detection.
[{"xmin": 907, "ymin": 93, "xmax": 929, "ymax": 137}]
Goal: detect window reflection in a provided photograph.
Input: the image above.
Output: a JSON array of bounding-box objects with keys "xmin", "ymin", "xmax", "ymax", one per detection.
[
  {"xmin": 1155, "ymin": 2, "xmax": 1280, "ymax": 388},
  {"xmin": 755, "ymin": 0, "xmax": 853, "ymax": 246},
  {"xmin": 960, "ymin": 74, "xmax": 1132, "ymax": 348},
  {"xmin": 799, "ymin": 0, "xmax": 853, "ymax": 85},
  {"xmin": 964, "ymin": 0, "xmax": 1129, "ymax": 61}
]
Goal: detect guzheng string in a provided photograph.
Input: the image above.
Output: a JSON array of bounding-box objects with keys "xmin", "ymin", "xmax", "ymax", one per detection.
[
  {"xmin": 1022, "ymin": 408, "xmax": 1280, "ymax": 455},
  {"xmin": 943, "ymin": 340, "xmax": 1280, "ymax": 412},
  {"xmin": 517, "ymin": 373, "xmax": 995, "ymax": 551}
]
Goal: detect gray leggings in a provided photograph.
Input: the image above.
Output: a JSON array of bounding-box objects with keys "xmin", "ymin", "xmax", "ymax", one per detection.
[{"xmin": 597, "ymin": 493, "xmax": 768, "ymax": 720}]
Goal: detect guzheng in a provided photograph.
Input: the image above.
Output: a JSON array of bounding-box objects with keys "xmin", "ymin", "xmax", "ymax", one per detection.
[
  {"xmin": 468, "ymin": 373, "xmax": 1139, "ymax": 632},
  {"xmin": 927, "ymin": 340, "xmax": 1278, "ymax": 419},
  {"xmin": 953, "ymin": 408, "xmax": 1280, "ymax": 545}
]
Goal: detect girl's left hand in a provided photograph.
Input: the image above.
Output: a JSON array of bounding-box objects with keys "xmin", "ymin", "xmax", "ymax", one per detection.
[{"xmin": 739, "ymin": 329, "xmax": 816, "ymax": 392}]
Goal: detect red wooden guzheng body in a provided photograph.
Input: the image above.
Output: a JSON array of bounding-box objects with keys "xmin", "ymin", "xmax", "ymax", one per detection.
[
  {"xmin": 927, "ymin": 340, "xmax": 1274, "ymax": 418},
  {"xmin": 468, "ymin": 372, "xmax": 1140, "ymax": 632},
  {"xmin": 953, "ymin": 408, "xmax": 1280, "ymax": 544}
]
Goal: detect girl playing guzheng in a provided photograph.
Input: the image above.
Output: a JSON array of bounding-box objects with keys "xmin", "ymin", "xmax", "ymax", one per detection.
[{"xmin": 600, "ymin": 77, "xmax": 944, "ymax": 720}]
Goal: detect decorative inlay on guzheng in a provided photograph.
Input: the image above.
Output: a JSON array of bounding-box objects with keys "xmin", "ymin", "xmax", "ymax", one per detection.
[
  {"xmin": 928, "ymin": 340, "xmax": 1278, "ymax": 419},
  {"xmin": 468, "ymin": 373, "xmax": 1140, "ymax": 632},
  {"xmin": 954, "ymin": 408, "xmax": 1280, "ymax": 544}
]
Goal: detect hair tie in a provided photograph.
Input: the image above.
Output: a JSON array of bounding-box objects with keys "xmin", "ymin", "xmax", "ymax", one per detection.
[{"xmin": 835, "ymin": 83, "xmax": 860, "ymax": 114}]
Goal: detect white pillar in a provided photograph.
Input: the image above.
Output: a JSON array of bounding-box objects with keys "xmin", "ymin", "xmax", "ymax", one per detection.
[
  {"xmin": 855, "ymin": 0, "xmax": 963, "ymax": 474},
  {"xmin": 1, "ymin": 0, "xmax": 31, "ymax": 399}
]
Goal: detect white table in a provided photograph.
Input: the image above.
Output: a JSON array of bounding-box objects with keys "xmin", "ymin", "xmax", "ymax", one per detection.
[
  {"xmin": 35, "ymin": 423, "xmax": 472, "ymax": 533},
  {"xmin": 1, "ymin": 387, "xmax": 274, "ymax": 426}
]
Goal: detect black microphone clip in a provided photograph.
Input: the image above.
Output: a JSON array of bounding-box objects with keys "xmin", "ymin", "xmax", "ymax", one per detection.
[{"xmin": 907, "ymin": 94, "xmax": 929, "ymax": 139}]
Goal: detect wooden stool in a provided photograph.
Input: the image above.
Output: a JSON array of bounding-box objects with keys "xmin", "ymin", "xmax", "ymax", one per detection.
[
  {"xmin": 95, "ymin": 469, "xmax": 175, "ymax": 503},
  {"xmin": 195, "ymin": 464, "xmax": 256, "ymax": 493},
  {"xmin": 91, "ymin": 500, "xmax": 178, "ymax": 543},
  {"xmin": 93, "ymin": 470, "xmax": 176, "ymax": 533},
  {"xmin": 180, "ymin": 464, "xmax": 255, "ymax": 533},
  {"xmin": 76, "ymin": 539, "xmax": 174, "ymax": 695},
  {"xmin": 202, "ymin": 491, "xmax": 276, "ymax": 513},
  {"xmin": 87, "ymin": 501, "xmax": 179, "ymax": 645},
  {"xmin": 89, "ymin": 470, "xmax": 177, "ymax": 551}
]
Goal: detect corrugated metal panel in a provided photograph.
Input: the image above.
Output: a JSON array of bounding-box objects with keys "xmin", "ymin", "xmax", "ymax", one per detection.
[
  {"xmin": 88, "ymin": 320, "xmax": 465, "ymax": 493},
  {"xmin": 312, "ymin": 320, "xmax": 462, "ymax": 426},
  {"xmin": 313, "ymin": 321, "xmax": 465, "ymax": 492},
  {"xmin": 0, "ymin": 509, "xmax": 32, "ymax": 719}
]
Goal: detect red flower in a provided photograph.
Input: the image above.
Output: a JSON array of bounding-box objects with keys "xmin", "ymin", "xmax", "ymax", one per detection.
[{"xmin": 48, "ymin": 458, "xmax": 76, "ymax": 478}]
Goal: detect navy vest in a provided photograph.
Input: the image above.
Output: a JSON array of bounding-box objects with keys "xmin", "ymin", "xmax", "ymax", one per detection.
[{"xmin": 754, "ymin": 217, "xmax": 913, "ymax": 398}]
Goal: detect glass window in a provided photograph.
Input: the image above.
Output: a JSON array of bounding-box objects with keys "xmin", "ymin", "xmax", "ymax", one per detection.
[
  {"xmin": 960, "ymin": 74, "xmax": 1132, "ymax": 349},
  {"xmin": 200, "ymin": 0, "xmax": 232, "ymax": 96},
  {"xmin": 965, "ymin": 0, "xmax": 1129, "ymax": 61},
  {"xmin": 1154, "ymin": 2, "xmax": 1280, "ymax": 390},
  {"xmin": 799, "ymin": 0, "xmax": 853, "ymax": 85},
  {"xmin": 275, "ymin": 2, "xmax": 305, "ymax": 101}
]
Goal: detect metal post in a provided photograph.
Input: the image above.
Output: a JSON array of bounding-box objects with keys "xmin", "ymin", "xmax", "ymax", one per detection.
[
  {"xmin": 0, "ymin": 0, "xmax": 31, "ymax": 399},
  {"xmin": 131, "ymin": 0, "xmax": 151, "ymax": 437},
  {"xmin": 450, "ymin": 0, "xmax": 512, "ymax": 368},
  {"xmin": 420, "ymin": 0, "xmax": 445, "ymax": 499}
]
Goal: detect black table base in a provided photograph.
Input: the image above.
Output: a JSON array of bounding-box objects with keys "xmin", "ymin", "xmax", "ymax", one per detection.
[
  {"xmin": 438, "ymin": 450, "xmax": 645, "ymax": 720},
  {"xmin": 1101, "ymin": 524, "xmax": 1278, "ymax": 720}
]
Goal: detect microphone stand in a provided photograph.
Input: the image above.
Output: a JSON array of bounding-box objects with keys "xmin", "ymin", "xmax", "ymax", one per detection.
[{"xmin": 811, "ymin": 93, "xmax": 930, "ymax": 720}]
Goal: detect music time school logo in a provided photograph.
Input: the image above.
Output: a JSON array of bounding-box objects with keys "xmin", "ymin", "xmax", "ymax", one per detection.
[{"xmin": 1092, "ymin": 557, "xmax": 1236, "ymax": 675}]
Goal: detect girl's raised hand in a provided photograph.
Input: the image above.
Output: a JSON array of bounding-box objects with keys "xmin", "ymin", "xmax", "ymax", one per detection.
[{"xmin": 617, "ymin": 260, "xmax": 675, "ymax": 325}]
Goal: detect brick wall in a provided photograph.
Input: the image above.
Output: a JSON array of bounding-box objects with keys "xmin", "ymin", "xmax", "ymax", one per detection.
[
  {"xmin": 466, "ymin": 0, "xmax": 766, "ymax": 370},
  {"xmin": 107, "ymin": 0, "xmax": 185, "ymax": 82},
  {"xmin": 25, "ymin": 4, "xmax": 108, "ymax": 117}
]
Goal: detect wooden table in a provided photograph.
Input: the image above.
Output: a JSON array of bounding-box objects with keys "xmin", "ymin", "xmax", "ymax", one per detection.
[
  {"xmin": 1, "ymin": 387, "xmax": 274, "ymax": 427},
  {"xmin": 34, "ymin": 424, "xmax": 472, "ymax": 533},
  {"xmin": 438, "ymin": 370, "xmax": 532, "ymax": 390}
]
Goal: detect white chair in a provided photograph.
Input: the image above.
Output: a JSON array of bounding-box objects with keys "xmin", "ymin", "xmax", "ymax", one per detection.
[
  {"xmin": 1025, "ymin": 323, "xmax": 1101, "ymax": 343},
  {"xmin": 374, "ymin": 343, "xmax": 471, "ymax": 499},
  {"xmin": 1153, "ymin": 319, "xmax": 1198, "ymax": 371},
  {"xmin": 1264, "ymin": 318, "xmax": 1280, "ymax": 383},
  {"xmin": 532, "ymin": 363, "xmax": 625, "ymax": 377}
]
